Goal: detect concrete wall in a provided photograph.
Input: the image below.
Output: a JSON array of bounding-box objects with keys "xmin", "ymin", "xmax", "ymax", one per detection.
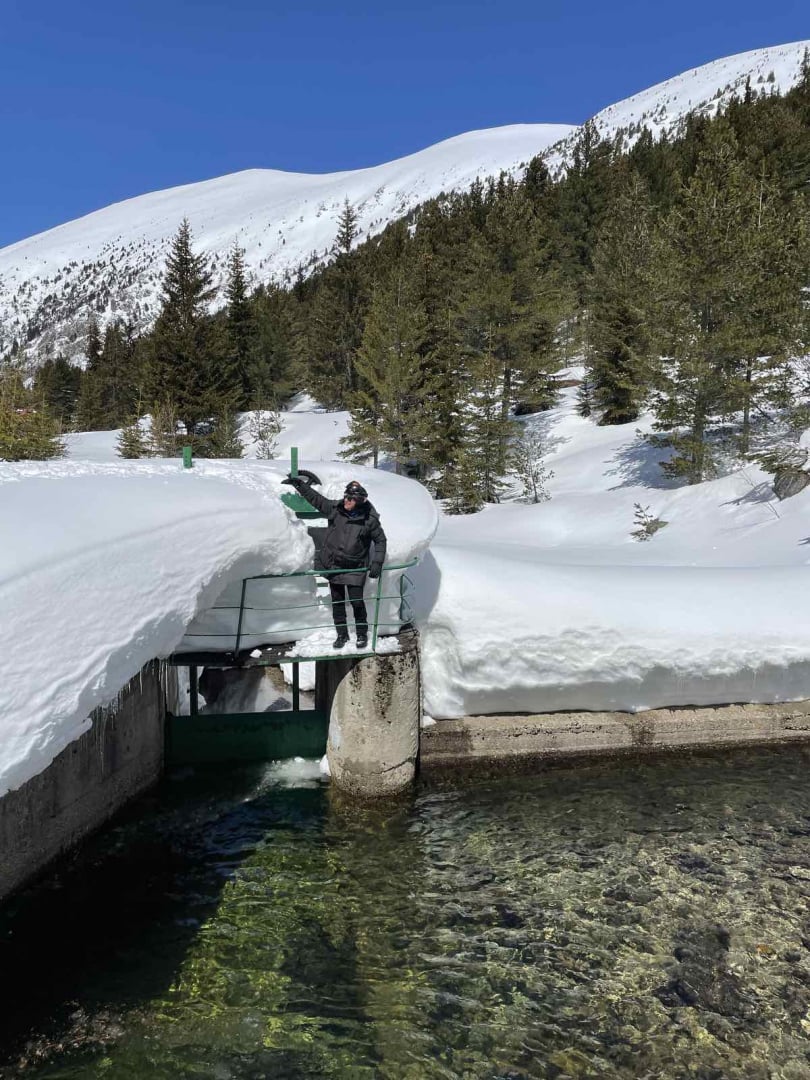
[
  {"xmin": 0, "ymin": 661, "xmax": 173, "ymax": 902},
  {"xmin": 420, "ymin": 700, "xmax": 810, "ymax": 774}
]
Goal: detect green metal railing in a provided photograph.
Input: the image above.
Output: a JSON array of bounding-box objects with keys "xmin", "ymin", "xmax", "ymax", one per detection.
[{"xmin": 186, "ymin": 558, "xmax": 417, "ymax": 662}]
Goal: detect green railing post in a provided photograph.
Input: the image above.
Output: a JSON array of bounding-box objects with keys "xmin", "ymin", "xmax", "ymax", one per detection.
[
  {"xmin": 234, "ymin": 578, "xmax": 248, "ymax": 657},
  {"xmin": 292, "ymin": 663, "xmax": 300, "ymax": 711},
  {"xmin": 189, "ymin": 666, "xmax": 199, "ymax": 716},
  {"xmin": 371, "ymin": 568, "xmax": 385, "ymax": 652},
  {"xmin": 290, "ymin": 446, "xmax": 298, "ymax": 478},
  {"xmin": 183, "ymin": 445, "xmax": 193, "ymax": 469},
  {"xmin": 179, "ymin": 560, "xmax": 417, "ymax": 661}
]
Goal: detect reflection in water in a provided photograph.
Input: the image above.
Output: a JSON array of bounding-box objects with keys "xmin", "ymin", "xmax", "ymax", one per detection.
[{"xmin": 2, "ymin": 748, "xmax": 810, "ymax": 1078}]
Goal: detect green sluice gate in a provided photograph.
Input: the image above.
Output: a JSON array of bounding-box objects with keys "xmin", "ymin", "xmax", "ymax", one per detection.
[{"xmin": 166, "ymin": 709, "xmax": 329, "ymax": 765}]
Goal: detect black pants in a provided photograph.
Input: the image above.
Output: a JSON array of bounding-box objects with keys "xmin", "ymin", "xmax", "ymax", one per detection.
[{"xmin": 329, "ymin": 582, "xmax": 367, "ymax": 635}]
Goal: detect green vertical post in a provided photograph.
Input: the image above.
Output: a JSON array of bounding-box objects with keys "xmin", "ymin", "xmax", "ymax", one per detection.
[
  {"xmin": 292, "ymin": 663, "xmax": 300, "ymax": 711},
  {"xmin": 234, "ymin": 578, "xmax": 248, "ymax": 657},
  {"xmin": 290, "ymin": 446, "xmax": 298, "ymax": 478},
  {"xmin": 371, "ymin": 568, "xmax": 384, "ymax": 652},
  {"xmin": 189, "ymin": 666, "xmax": 199, "ymax": 717},
  {"xmin": 182, "ymin": 445, "xmax": 193, "ymax": 469}
]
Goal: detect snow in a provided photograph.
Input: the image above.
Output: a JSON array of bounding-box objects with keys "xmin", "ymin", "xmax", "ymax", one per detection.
[
  {"xmin": 6, "ymin": 382, "xmax": 810, "ymax": 791},
  {"xmin": 546, "ymin": 40, "xmax": 810, "ymax": 169},
  {"xmin": 5, "ymin": 39, "xmax": 809, "ymax": 362},
  {"xmin": 0, "ymin": 124, "xmax": 572, "ymax": 361},
  {"xmin": 0, "ymin": 452, "xmax": 437, "ymax": 796},
  {"xmin": 283, "ymin": 629, "xmax": 402, "ymax": 660},
  {"xmin": 63, "ymin": 401, "xmax": 351, "ymax": 466},
  {"xmin": 415, "ymin": 385, "xmax": 810, "ymax": 717}
]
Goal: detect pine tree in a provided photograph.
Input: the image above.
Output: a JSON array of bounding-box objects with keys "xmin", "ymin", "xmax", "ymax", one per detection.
[
  {"xmin": 0, "ymin": 349, "xmax": 64, "ymax": 461},
  {"xmin": 248, "ymin": 283, "xmax": 298, "ymax": 404},
  {"xmin": 577, "ymin": 373, "xmax": 595, "ymax": 418},
  {"xmin": 586, "ymin": 170, "xmax": 655, "ymax": 424},
  {"xmin": 511, "ymin": 424, "xmax": 554, "ymax": 503},
  {"xmin": 730, "ymin": 165, "xmax": 809, "ymax": 453},
  {"xmin": 649, "ymin": 122, "xmax": 791, "ymax": 482},
  {"xmin": 208, "ymin": 410, "xmax": 244, "ymax": 458},
  {"xmin": 473, "ymin": 184, "xmax": 566, "ymax": 420},
  {"xmin": 33, "ymin": 355, "xmax": 82, "ymax": 428},
  {"xmin": 146, "ymin": 219, "xmax": 218, "ymax": 443},
  {"xmin": 86, "ymin": 318, "xmax": 102, "ymax": 369},
  {"xmin": 117, "ymin": 416, "xmax": 149, "ymax": 458},
  {"xmin": 344, "ymin": 270, "xmax": 426, "ymax": 472},
  {"xmin": 406, "ymin": 239, "xmax": 467, "ymax": 484},
  {"xmin": 247, "ymin": 406, "xmax": 281, "ymax": 458},
  {"xmin": 628, "ymin": 129, "xmax": 681, "ymax": 212},
  {"xmin": 440, "ymin": 441, "xmax": 486, "ymax": 515},
  {"xmin": 75, "ymin": 319, "xmax": 105, "ymax": 430},
  {"xmin": 223, "ymin": 243, "xmax": 253, "ymax": 409},
  {"xmin": 335, "ymin": 198, "xmax": 359, "ymax": 256},
  {"xmin": 99, "ymin": 320, "xmax": 139, "ymax": 427},
  {"xmin": 300, "ymin": 201, "xmax": 365, "ymax": 407},
  {"xmin": 453, "ymin": 328, "xmax": 516, "ymax": 507},
  {"xmin": 552, "ymin": 119, "xmax": 617, "ymax": 303}
]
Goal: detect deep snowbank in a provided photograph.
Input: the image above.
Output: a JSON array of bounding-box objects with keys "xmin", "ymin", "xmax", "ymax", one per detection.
[
  {"xmin": 416, "ymin": 385, "xmax": 810, "ymax": 717},
  {"xmin": 181, "ymin": 461, "xmax": 437, "ymax": 651},
  {"xmin": 0, "ymin": 458, "xmax": 437, "ymax": 795},
  {"xmin": 26, "ymin": 386, "xmax": 810, "ymax": 759},
  {"xmin": 417, "ymin": 545, "xmax": 810, "ymax": 716}
]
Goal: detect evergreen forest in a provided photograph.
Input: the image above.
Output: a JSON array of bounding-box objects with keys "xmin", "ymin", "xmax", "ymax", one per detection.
[{"xmin": 3, "ymin": 62, "xmax": 810, "ymax": 510}]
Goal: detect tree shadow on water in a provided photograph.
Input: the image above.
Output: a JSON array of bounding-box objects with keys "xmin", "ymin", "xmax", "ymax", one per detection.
[{"xmin": 0, "ymin": 767, "xmax": 311, "ymax": 1074}]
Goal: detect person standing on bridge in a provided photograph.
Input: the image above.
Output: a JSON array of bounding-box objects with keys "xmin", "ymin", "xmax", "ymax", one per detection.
[{"xmin": 282, "ymin": 476, "xmax": 387, "ymax": 650}]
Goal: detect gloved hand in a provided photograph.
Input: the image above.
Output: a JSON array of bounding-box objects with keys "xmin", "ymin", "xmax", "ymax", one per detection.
[
  {"xmin": 368, "ymin": 565, "xmax": 381, "ymax": 579},
  {"xmin": 281, "ymin": 475, "xmax": 299, "ymax": 486}
]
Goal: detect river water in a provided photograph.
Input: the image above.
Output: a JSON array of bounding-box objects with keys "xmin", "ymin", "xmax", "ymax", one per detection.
[{"xmin": 2, "ymin": 748, "xmax": 810, "ymax": 1079}]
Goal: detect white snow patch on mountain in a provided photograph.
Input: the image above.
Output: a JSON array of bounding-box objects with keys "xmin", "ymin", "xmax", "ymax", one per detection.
[
  {"xmin": 3, "ymin": 39, "xmax": 808, "ymax": 361},
  {"xmin": 0, "ymin": 125, "xmax": 571, "ymax": 361},
  {"xmin": 547, "ymin": 40, "xmax": 810, "ymax": 166}
]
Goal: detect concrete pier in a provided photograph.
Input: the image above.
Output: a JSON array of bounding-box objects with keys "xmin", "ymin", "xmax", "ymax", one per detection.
[
  {"xmin": 319, "ymin": 629, "xmax": 421, "ymax": 799},
  {"xmin": 0, "ymin": 661, "xmax": 175, "ymax": 902}
]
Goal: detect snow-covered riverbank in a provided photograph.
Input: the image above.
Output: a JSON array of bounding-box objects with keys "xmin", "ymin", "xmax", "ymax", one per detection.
[
  {"xmin": 0, "ymin": 454, "xmax": 436, "ymax": 795},
  {"xmin": 416, "ymin": 387, "xmax": 810, "ymax": 717},
  {"xmin": 3, "ymin": 391, "xmax": 810, "ymax": 794}
]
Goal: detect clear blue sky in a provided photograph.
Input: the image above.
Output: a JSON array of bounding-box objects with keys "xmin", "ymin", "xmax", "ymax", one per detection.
[{"xmin": 1, "ymin": 0, "xmax": 807, "ymax": 247}]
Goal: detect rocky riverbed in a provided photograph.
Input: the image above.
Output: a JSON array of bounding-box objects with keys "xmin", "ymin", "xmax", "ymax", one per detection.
[{"xmin": 2, "ymin": 748, "xmax": 810, "ymax": 1078}]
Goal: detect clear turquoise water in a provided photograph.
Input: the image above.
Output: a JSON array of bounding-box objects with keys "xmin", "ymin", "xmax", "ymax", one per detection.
[{"xmin": 2, "ymin": 748, "xmax": 810, "ymax": 1079}]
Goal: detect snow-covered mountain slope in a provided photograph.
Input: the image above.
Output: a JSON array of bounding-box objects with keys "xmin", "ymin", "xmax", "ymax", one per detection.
[
  {"xmin": 0, "ymin": 125, "xmax": 571, "ymax": 362},
  {"xmin": 547, "ymin": 40, "xmax": 810, "ymax": 169},
  {"xmin": 1, "ymin": 39, "xmax": 808, "ymax": 363}
]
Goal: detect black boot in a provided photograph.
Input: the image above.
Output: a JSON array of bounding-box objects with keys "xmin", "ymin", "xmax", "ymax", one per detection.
[
  {"xmin": 356, "ymin": 631, "xmax": 368, "ymax": 650},
  {"xmin": 333, "ymin": 630, "xmax": 349, "ymax": 649}
]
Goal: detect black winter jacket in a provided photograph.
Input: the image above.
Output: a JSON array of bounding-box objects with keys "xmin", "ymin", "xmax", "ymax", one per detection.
[{"xmin": 289, "ymin": 478, "xmax": 387, "ymax": 585}]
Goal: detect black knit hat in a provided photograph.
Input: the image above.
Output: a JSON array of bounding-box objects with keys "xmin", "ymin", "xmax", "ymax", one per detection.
[{"xmin": 344, "ymin": 480, "xmax": 368, "ymax": 498}]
